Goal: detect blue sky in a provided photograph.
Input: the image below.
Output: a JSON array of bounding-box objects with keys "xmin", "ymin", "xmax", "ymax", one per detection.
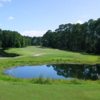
[{"xmin": 0, "ymin": 0, "xmax": 100, "ymax": 36}]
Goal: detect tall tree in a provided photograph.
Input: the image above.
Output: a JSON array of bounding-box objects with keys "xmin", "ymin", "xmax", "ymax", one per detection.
[{"xmin": 42, "ymin": 18, "xmax": 100, "ymax": 54}]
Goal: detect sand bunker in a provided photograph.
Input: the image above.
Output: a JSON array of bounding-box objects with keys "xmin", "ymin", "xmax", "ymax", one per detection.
[{"xmin": 33, "ymin": 53, "xmax": 45, "ymax": 57}]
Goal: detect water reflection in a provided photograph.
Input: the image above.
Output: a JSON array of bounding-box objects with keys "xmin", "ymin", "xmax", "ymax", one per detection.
[
  {"xmin": 51, "ymin": 64, "xmax": 100, "ymax": 80},
  {"xmin": 4, "ymin": 64, "xmax": 100, "ymax": 80}
]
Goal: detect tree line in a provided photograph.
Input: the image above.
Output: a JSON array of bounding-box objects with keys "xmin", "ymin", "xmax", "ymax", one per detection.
[
  {"xmin": 0, "ymin": 29, "xmax": 41, "ymax": 48},
  {"xmin": 42, "ymin": 18, "xmax": 100, "ymax": 54},
  {"xmin": 0, "ymin": 18, "xmax": 100, "ymax": 54}
]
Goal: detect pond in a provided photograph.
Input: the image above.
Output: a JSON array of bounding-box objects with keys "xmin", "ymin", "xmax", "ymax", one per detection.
[{"xmin": 4, "ymin": 64, "xmax": 100, "ymax": 80}]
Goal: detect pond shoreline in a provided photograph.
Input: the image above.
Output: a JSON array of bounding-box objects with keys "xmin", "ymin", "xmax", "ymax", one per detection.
[{"xmin": 0, "ymin": 46, "xmax": 100, "ymax": 83}]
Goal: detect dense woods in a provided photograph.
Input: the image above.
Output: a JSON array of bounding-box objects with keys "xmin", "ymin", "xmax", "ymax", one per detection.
[
  {"xmin": 0, "ymin": 18, "xmax": 100, "ymax": 54},
  {"xmin": 0, "ymin": 30, "xmax": 32, "ymax": 48},
  {"xmin": 0, "ymin": 29, "xmax": 41, "ymax": 49},
  {"xmin": 42, "ymin": 18, "xmax": 100, "ymax": 54}
]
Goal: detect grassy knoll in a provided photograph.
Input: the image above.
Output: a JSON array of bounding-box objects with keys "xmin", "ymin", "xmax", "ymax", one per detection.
[
  {"xmin": 0, "ymin": 80, "xmax": 100, "ymax": 100},
  {"xmin": 0, "ymin": 46, "xmax": 100, "ymax": 68}
]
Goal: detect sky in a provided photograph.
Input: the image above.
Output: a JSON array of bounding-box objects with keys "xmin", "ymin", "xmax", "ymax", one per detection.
[{"xmin": 0, "ymin": 0, "xmax": 100, "ymax": 37}]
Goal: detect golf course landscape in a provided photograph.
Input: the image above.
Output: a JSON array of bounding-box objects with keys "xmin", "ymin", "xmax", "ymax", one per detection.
[
  {"xmin": 0, "ymin": 46, "xmax": 100, "ymax": 100},
  {"xmin": 0, "ymin": 0, "xmax": 100, "ymax": 99}
]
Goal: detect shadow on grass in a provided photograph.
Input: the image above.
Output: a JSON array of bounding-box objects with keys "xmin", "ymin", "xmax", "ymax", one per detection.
[{"xmin": 0, "ymin": 49, "xmax": 19, "ymax": 57}]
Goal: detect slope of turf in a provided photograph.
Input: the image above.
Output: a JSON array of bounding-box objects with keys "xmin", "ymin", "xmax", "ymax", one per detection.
[{"xmin": 0, "ymin": 46, "xmax": 100, "ymax": 68}]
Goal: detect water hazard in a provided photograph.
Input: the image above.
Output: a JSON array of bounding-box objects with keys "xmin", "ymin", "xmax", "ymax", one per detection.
[{"xmin": 4, "ymin": 64, "xmax": 100, "ymax": 80}]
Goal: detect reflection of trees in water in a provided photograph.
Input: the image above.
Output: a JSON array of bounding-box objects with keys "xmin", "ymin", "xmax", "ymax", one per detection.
[{"xmin": 51, "ymin": 64, "xmax": 100, "ymax": 80}]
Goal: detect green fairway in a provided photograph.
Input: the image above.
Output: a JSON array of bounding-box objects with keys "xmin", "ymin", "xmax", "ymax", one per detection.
[{"xmin": 0, "ymin": 46, "xmax": 100, "ymax": 68}]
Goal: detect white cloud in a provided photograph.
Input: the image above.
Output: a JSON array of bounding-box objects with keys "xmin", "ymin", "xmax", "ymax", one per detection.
[
  {"xmin": 76, "ymin": 20, "xmax": 83, "ymax": 24},
  {"xmin": 8, "ymin": 16, "xmax": 14, "ymax": 20},
  {"xmin": 0, "ymin": 0, "xmax": 11, "ymax": 7},
  {"xmin": 21, "ymin": 30, "xmax": 46, "ymax": 37}
]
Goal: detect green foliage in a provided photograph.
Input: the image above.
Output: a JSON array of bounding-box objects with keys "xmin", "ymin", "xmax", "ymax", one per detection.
[
  {"xmin": 0, "ymin": 30, "xmax": 33, "ymax": 48},
  {"xmin": 32, "ymin": 37, "xmax": 42, "ymax": 45},
  {"xmin": 42, "ymin": 18, "xmax": 100, "ymax": 54}
]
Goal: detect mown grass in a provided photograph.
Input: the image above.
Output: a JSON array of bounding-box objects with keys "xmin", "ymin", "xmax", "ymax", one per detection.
[
  {"xmin": 0, "ymin": 80, "xmax": 100, "ymax": 100},
  {"xmin": 1, "ymin": 46, "xmax": 100, "ymax": 67},
  {"xmin": 0, "ymin": 46, "xmax": 100, "ymax": 100}
]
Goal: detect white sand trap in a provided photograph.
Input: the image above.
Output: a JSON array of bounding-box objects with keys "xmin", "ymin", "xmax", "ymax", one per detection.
[{"xmin": 33, "ymin": 53, "xmax": 45, "ymax": 57}]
